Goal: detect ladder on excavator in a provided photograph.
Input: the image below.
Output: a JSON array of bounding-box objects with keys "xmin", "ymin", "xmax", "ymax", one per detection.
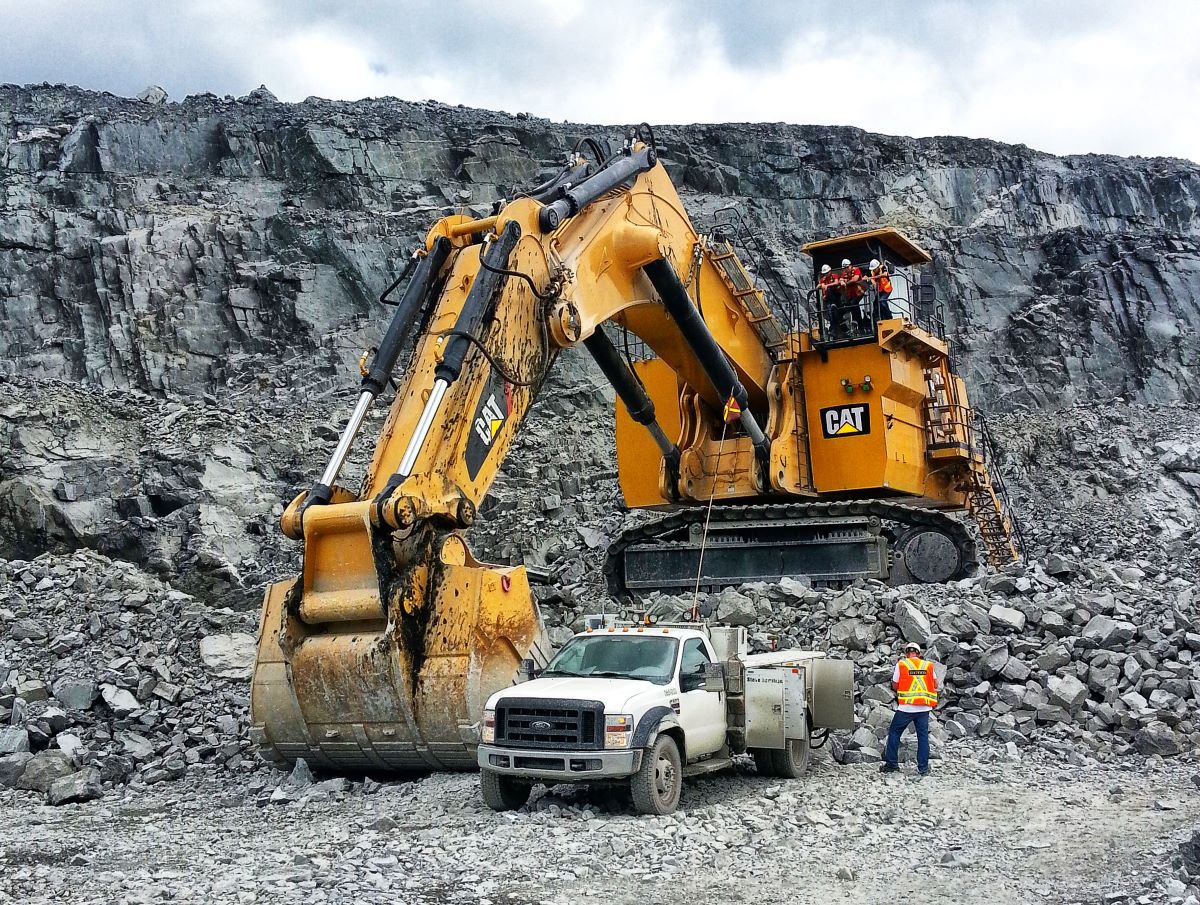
[{"xmin": 923, "ymin": 366, "xmax": 1024, "ymax": 566}]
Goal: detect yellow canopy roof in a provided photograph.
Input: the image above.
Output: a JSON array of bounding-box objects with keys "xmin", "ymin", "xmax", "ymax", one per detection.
[{"xmin": 801, "ymin": 228, "xmax": 932, "ymax": 267}]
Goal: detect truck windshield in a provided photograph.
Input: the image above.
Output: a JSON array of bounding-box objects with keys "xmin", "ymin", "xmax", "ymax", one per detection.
[{"xmin": 541, "ymin": 636, "xmax": 679, "ymax": 685}]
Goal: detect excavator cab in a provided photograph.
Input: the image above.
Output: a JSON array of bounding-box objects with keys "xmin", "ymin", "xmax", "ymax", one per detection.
[{"xmin": 802, "ymin": 228, "xmax": 938, "ymax": 348}]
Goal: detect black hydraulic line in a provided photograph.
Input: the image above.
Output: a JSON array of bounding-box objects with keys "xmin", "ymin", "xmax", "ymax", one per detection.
[
  {"xmin": 435, "ymin": 221, "xmax": 523, "ymax": 384},
  {"xmin": 302, "ymin": 238, "xmax": 452, "ymax": 512},
  {"xmin": 372, "ymin": 222, "xmax": 524, "ymax": 514},
  {"xmin": 538, "ymin": 145, "xmax": 657, "ymax": 232},
  {"xmin": 362, "ymin": 236, "xmax": 452, "ymax": 397},
  {"xmin": 378, "ymin": 255, "xmax": 417, "ymax": 307},
  {"xmin": 528, "ymin": 162, "xmax": 592, "ymax": 204},
  {"xmin": 642, "ymin": 258, "xmax": 771, "ymax": 468},
  {"xmin": 583, "ymin": 330, "xmax": 681, "ymax": 487}
]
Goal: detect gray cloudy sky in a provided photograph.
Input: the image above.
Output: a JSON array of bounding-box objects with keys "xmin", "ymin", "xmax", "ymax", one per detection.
[{"xmin": 5, "ymin": 0, "xmax": 1198, "ymax": 161}]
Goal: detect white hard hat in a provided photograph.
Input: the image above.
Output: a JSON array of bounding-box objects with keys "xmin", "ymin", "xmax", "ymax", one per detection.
[
  {"xmin": 820, "ymin": 264, "xmax": 831, "ymax": 275},
  {"xmin": 869, "ymin": 259, "xmax": 880, "ymax": 269},
  {"xmin": 841, "ymin": 258, "xmax": 851, "ymax": 267},
  {"xmin": 904, "ymin": 641, "xmax": 921, "ymax": 652}
]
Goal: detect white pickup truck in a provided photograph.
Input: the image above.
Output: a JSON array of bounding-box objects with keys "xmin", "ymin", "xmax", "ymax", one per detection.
[{"xmin": 476, "ymin": 619, "xmax": 854, "ymax": 815}]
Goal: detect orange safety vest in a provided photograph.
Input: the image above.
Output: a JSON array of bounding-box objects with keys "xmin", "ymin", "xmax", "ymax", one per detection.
[
  {"xmin": 872, "ymin": 269, "xmax": 893, "ymax": 294},
  {"xmin": 896, "ymin": 657, "xmax": 938, "ymax": 708}
]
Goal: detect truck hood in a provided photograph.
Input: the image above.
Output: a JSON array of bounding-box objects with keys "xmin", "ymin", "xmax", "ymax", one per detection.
[{"xmin": 487, "ymin": 676, "xmax": 671, "ymax": 712}]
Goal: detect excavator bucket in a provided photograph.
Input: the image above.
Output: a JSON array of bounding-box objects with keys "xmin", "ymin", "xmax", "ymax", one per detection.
[{"xmin": 249, "ymin": 502, "xmax": 550, "ymax": 772}]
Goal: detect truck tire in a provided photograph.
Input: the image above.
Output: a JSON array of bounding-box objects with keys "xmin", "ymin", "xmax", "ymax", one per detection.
[
  {"xmin": 750, "ymin": 748, "xmax": 776, "ymax": 777},
  {"xmin": 770, "ymin": 737, "xmax": 810, "ymax": 779},
  {"xmin": 480, "ymin": 769, "xmax": 530, "ymax": 811},
  {"xmin": 631, "ymin": 735, "xmax": 682, "ymax": 815},
  {"xmin": 751, "ymin": 737, "xmax": 810, "ymax": 778}
]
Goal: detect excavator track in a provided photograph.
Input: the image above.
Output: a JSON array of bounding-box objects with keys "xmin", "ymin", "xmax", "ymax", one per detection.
[{"xmin": 604, "ymin": 500, "xmax": 979, "ymax": 600}]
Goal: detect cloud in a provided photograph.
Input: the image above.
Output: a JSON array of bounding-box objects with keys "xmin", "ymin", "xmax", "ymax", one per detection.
[{"xmin": 2, "ymin": 0, "xmax": 1197, "ymax": 161}]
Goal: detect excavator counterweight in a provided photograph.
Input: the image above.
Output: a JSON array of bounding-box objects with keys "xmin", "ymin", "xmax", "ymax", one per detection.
[{"xmin": 251, "ymin": 129, "xmax": 1022, "ymax": 773}]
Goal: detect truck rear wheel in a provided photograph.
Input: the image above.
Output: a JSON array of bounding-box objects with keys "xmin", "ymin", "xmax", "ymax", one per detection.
[
  {"xmin": 770, "ymin": 736, "xmax": 810, "ymax": 779},
  {"xmin": 751, "ymin": 737, "xmax": 810, "ymax": 779},
  {"xmin": 631, "ymin": 735, "xmax": 682, "ymax": 815},
  {"xmin": 480, "ymin": 769, "xmax": 530, "ymax": 811}
]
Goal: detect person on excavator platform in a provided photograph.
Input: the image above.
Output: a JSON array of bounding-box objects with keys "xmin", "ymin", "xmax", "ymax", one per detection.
[
  {"xmin": 817, "ymin": 263, "xmax": 842, "ymax": 339},
  {"xmin": 838, "ymin": 258, "xmax": 867, "ymax": 335},
  {"xmin": 869, "ymin": 259, "xmax": 895, "ymax": 320}
]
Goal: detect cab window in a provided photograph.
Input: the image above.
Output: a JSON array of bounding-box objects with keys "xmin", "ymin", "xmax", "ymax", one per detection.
[{"xmin": 680, "ymin": 638, "xmax": 711, "ymax": 679}]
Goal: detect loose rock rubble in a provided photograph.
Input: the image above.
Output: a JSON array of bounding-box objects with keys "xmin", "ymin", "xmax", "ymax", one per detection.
[
  {"xmin": 602, "ymin": 549, "xmax": 1199, "ymax": 766},
  {"xmin": 0, "ymin": 550, "xmax": 260, "ymax": 802},
  {"xmin": 0, "ymin": 750, "xmax": 1195, "ymax": 905}
]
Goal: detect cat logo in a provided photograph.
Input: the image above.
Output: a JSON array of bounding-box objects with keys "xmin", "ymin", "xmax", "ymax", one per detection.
[
  {"xmin": 820, "ymin": 403, "xmax": 871, "ymax": 439},
  {"xmin": 465, "ymin": 371, "xmax": 513, "ymax": 479},
  {"xmin": 474, "ymin": 390, "xmax": 508, "ymax": 446}
]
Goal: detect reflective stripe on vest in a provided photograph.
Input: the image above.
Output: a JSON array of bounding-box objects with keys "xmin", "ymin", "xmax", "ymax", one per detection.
[
  {"xmin": 897, "ymin": 657, "xmax": 938, "ymax": 707},
  {"xmin": 874, "ymin": 271, "xmax": 893, "ymax": 294}
]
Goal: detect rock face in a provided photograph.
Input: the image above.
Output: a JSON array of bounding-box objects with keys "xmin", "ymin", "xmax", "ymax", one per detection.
[{"xmin": 1, "ymin": 85, "xmax": 1197, "ymax": 407}]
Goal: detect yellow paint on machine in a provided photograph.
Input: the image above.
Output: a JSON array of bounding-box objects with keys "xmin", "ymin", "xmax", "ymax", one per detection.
[{"xmin": 615, "ymin": 357, "xmax": 683, "ymax": 509}]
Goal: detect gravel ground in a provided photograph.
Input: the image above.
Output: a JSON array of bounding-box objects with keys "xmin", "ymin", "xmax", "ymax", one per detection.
[{"xmin": 1, "ymin": 745, "xmax": 1195, "ymax": 905}]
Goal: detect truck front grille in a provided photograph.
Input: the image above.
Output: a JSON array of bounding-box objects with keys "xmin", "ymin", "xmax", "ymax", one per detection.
[{"xmin": 495, "ymin": 698, "xmax": 604, "ymax": 750}]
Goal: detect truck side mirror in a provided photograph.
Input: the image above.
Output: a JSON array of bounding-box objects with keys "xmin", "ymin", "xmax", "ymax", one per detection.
[
  {"xmin": 703, "ymin": 662, "xmax": 725, "ymax": 693},
  {"xmin": 517, "ymin": 658, "xmax": 537, "ymax": 683}
]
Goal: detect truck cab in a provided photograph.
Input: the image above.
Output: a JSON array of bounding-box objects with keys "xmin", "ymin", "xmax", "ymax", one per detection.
[{"xmin": 477, "ymin": 621, "xmax": 853, "ymax": 815}]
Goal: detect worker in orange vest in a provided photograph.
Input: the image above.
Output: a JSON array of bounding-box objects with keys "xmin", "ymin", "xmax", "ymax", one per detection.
[
  {"xmin": 880, "ymin": 641, "xmax": 938, "ymax": 777},
  {"xmin": 868, "ymin": 259, "xmax": 895, "ymax": 320}
]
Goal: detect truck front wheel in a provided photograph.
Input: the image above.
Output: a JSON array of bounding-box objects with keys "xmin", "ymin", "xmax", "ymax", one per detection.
[
  {"xmin": 631, "ymin": 735, "xmax": 682, "ymax": 815},
  {"xmin": 480, "ymin": 769, "xmax": 530, "ymax": 811}
]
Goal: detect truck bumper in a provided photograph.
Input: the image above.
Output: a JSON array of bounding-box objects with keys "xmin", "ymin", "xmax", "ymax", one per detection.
[{"xmin": 477, "ymin": 745, "xmax": 641, "ymax": 781}]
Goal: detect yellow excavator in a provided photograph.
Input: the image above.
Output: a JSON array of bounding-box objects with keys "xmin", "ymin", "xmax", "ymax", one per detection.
[{"xmin": 250, "ymin": 128, "xmax": 1022, "ymax": 772}]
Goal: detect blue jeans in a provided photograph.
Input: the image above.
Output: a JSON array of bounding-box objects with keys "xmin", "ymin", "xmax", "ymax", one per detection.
[{"xmin": 884, "ymin": 710, "xmax": 930, "ymax": 772}]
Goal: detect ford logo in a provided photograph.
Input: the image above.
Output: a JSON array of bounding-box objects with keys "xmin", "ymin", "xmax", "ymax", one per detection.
[{"xmin": 530, "ymin": 720, "xmax": 552, "ymax": 731}]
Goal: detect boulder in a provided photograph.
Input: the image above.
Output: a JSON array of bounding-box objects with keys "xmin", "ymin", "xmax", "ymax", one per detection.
[
  {"xmin": 47, "ymin": 768, "xmax": 103, "ymax": 805},
  {"xmin": 15, "ymin": 750, "xmax": 76, "ymax": 793},
  {"xmin": 99, "ymin": 683, "xmax": 141, "ymax": 717},
  {"xmin": 55, "ymin": 733, "xmax": 86, "ymax": 760},
  {"xmin": 977, "ymin": 643, "xmax": 1010, "ymax": 679},
  {"xmin": 988, "ymin": 604, "xmax": 1027, "ymax": 633},
  {"xmin": 716, "ymin": 589, "xmax": 757, "ymax": 627},
  {"xmin": 1134, "ymin": 720, "xmax": 1181, "ymax": 757},
  {"xmin": 1044, "ymin": 554, "xmax": 1079, "ymax": 577},
  {"xmin": 136, "ymin": 85, "xmax": 169, "ymax": 105},
  {"xmin": 0, "ymin": 727, "xmax": 30, "ymax": 755},
  {"xmin": 1047, "ymin": 675, "xmax": 1089, "ymax": 712},
  {"xmin": 829, "ymin": 618, "xmax": 878, "ymax": 652},
  {"xmin": 0, "ymin": 752, "xmax": 33, "ymax": 788},
  {"xmin": 1080, "ymin": 615, "xmax": 1136, "ymax": 648},
  {"xmin": 894, "ymin": 601, "xmax": 931, "ymax": 644},
  {"xmin": 10, "ymin": 618, "xmax": 48, "ymax": 641},
  {"xmin": 199, "ymin": 633, "xmax": 257, "ymax": 679},
  {"xmin": 52, "ymin": 677, "xmax": 98, "ymax": 711},
  {"xmin": 1040, "ymin": 611, "xmax": 1070, "ymax": 637}
]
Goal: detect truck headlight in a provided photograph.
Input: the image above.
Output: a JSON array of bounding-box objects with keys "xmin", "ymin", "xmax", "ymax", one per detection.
[
  {"xmin": 482, "ymin": 709, "xmax": 495, "ymax": 744},
  {"xmin": 605, "ymin": 714, "xmax": 633, "ymax": 749}
]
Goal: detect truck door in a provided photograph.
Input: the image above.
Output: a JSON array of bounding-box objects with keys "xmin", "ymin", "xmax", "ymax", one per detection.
[{"xmin": 676, "ymin": 638, "xmax": 727, "ymax": 757}]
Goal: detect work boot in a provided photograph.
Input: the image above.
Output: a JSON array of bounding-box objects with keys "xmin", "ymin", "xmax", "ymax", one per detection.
[
  {"xmin": 917, "ymin": 767, "xmax": 932, "ymax": 779},
  {"xmin": 879, "ymin": 764, "xmax": 899, "ymax": 774}
]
